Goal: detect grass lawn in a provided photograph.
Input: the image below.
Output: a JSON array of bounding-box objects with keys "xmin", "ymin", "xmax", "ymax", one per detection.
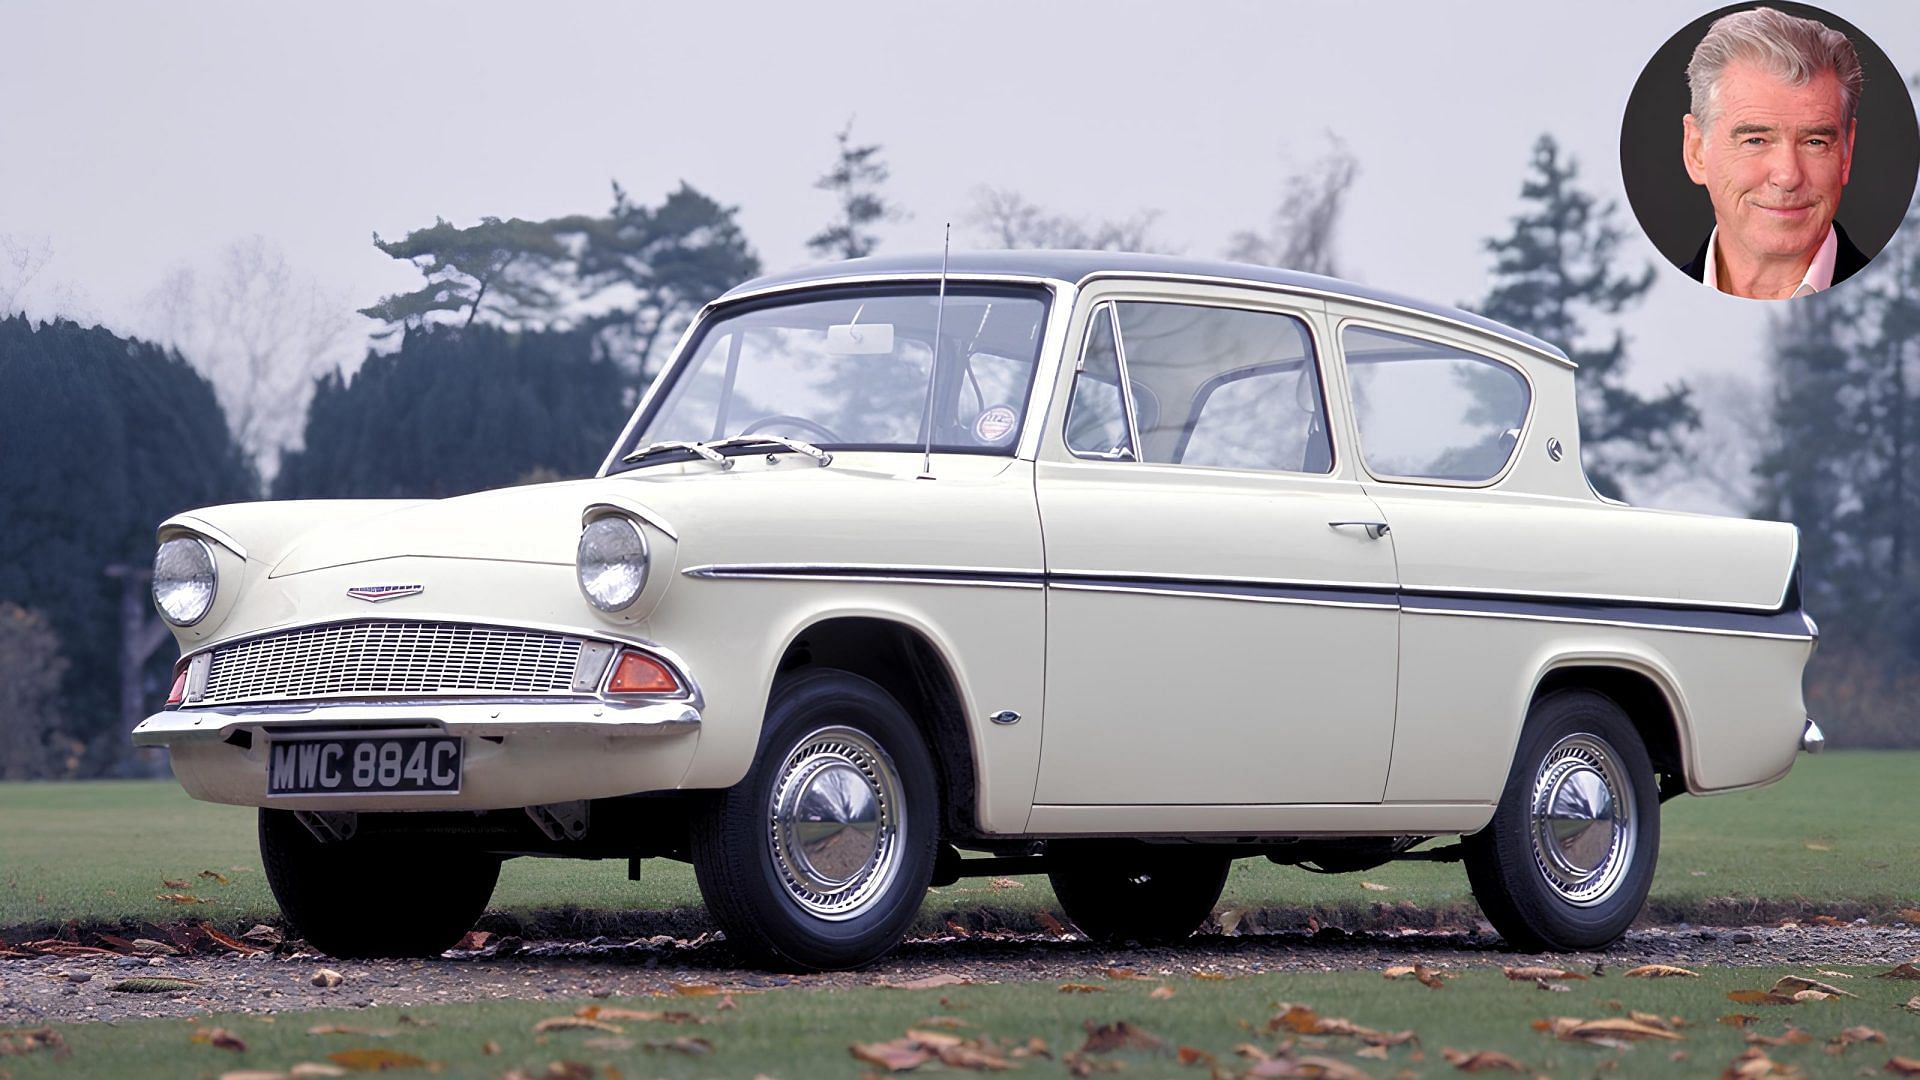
[
  {"xmin": 5, "ymin": 963, "xmax": 1920, "ymax": 1078},
  {"xmin": 2, "ymin": 751, "xmax": 1915, "ymax": 939}
]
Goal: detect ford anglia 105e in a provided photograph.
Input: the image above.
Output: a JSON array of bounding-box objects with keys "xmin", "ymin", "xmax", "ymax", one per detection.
[{"xmin": 134, "ymin": 252, "xmax": 1821, "ymax": 970}]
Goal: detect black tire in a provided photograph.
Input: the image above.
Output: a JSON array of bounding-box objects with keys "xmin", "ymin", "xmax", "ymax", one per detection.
[
  {"xmin": 1048, "ymin": 842, "xmax": 1230, "ymax": 945},
  {"xmin": 690, "ymin": 669, "xmax": 939, "ymax": 971},
  {"xmin": 1463, "ymin": 689, "xmax": 1660, "ymax": 951},
  {"xmin": 258, "ymin": 809, "xmax": 500, "ymax": 959}
]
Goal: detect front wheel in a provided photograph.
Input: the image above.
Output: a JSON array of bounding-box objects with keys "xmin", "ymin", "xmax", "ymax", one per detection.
[
  {"xmin": 690, "ymin": 669, "xmax": 939, "ymax": 971},
  {"xmin": 1463, "ymin": 689, "xmax": 1660, "ymax": 951},
  {"xmin": 1048, "ymin": 842, "xmax": 1230, "ymax": 945},
  {"xmin": 258, "ymin": 809, "xmax": 500, "ymax": 958}
]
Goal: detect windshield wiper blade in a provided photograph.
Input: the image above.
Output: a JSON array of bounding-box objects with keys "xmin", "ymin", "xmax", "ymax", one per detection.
[
  {"xmin": 705, "ymin": 435, "xmax": 833, "ymax": 468},
  {"xmin": 621, "ymin": 440, "xmax": 734, "ymax": 469}
]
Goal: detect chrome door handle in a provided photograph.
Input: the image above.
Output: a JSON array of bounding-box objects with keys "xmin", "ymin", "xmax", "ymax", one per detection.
[{"xmin": 1328, "ymin": 520, "xmax": 1391, "ymax": 540}]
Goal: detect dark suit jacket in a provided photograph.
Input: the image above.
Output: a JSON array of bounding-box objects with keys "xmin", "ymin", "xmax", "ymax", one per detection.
[{"xmin": 1681, "ymin": 221, "xmax": 1871, "ymax": 289}]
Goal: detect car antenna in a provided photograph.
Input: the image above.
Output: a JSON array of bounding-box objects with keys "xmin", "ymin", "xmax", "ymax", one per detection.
[{"xmin": 917, "ymin": 223, "xmax": 950, "ymax": 480}]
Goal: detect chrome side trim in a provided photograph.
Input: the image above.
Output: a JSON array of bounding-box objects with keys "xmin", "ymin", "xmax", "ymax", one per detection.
[
  {"xmin": 1404, "ymin": 605, "xmax": 1814, "ymax": 642},
  {"xmin": 683, "ymin": 563, "xmax": 1043, "ymax": 589},
  {"xmin": 1049, "ymin": 581, "xmax": 1396, "ymax": 611},
  {"xmin": 1402, "ymin": 581, "xmax": 1792, "ymax": 614}
]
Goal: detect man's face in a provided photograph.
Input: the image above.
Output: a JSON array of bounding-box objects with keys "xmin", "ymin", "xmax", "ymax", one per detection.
[{"xmin": 1684, "ymin": 59, "xmax": 1855, "ymax": 264}]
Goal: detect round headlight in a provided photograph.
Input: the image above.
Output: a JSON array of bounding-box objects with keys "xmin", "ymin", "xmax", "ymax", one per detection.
[
  {"xmin": 153, "ymin": 537, "xmax": 217, "ymax": 626},
  {"xmin": 577, "ymin": 516, "xmax": 648, "ymax": 611}
]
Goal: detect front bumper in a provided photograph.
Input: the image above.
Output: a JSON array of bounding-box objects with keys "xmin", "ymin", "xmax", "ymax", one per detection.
[{"xmin": 134, "ymin": 698, "xmax": 701, "ymax": 810}]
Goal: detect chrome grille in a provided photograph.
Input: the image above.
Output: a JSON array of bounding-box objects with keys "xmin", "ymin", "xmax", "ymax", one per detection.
[{"xmin": 200, "ymin": 621, "xmax": 584, "ymax": 705}]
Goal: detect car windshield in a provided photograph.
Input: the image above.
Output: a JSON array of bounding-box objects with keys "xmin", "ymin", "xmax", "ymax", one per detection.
[{"xmin": 612, "ymin": 284, "xmax": 1050, "ymax": 469}]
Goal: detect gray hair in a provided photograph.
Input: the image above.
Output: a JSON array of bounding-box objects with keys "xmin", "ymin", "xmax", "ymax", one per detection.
[{"xmin": 1687, "ymin": 7, "xmax": 1862, "ymax": 130}]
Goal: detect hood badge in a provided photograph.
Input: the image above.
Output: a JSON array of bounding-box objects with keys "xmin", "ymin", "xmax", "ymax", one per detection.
[{"xmin": 347, "ymin": 584, "xmax": 425, "ymax": 603}]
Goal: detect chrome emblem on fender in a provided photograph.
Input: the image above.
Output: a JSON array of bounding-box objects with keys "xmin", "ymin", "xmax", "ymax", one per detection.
[{"xmin": 346, "ymin": 584, "xmax": 425, "ymax": 603}]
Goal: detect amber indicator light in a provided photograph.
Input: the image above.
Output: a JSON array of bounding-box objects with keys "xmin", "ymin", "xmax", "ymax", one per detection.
[
  {"xmin": 166, "ymin": 667, "xmax": 188, "ymax": 706},
  {"xmin": 606, "ymin": 651, "xmax": 679, "ymax": 694}
]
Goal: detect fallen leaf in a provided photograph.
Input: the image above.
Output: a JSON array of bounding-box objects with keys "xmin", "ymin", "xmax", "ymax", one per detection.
[
  {"xmin": 1885, "ymin": 1057, "xmax": 1920, "ymax": 1077},
  {"xmin": 1536, "ymin": 979, "xmax": 1572, "ymax": 992},
  {"xmin": 1192, "ymin": 970, "xmax": 1228, "ymax": 981},
  {"xmin": 1285, "ymin": 1056, "xmax": 1373, "ymax": 1080},
  {"xmin": 482, "ymin": 1041, "xmax": 500, "ymax": 1055},
  {"xmin": 1875, "ymin": 963, "xmax": 1920, "ymax": 981},
  {"xmin": 218, "ymin": 1072, "xmax": 289, "ymax": 1080},
  {"xmin": 1539, "ymin": 1017, "xmax": 1681, "ymax": 1043},
  {"xmin": 307, "ymin": 1025, "xmax": 397, "ymax": 1038},
  {"xmin": 1010, "ymin": 1036, "xmax": 1050, "ymax": 1060},
  {"xmin": 915, "ymin": 1016, "xmax": 971, "ymax": 1030},
  {"xmin": 1723, "ymin": 1047, "xmax": 1789, "ymax": 1078},
  {"xmin": 241, "ymin": 925, "xmax": 284, "ymax": 947},
  {"xmin": 1624, "ymin": 964, "xmax": 1700, "ymax": 979},
  {"xmin": 193, "ymin": 1027, "xmax": 248, "ymax": 1052},
  {"xmin": 156, "ymin": 892, "xmax": 212, "ymax": 904},
  {"xmin": 1895, "ymin": 909, "xmax": 1920, "ymax": 923},
  {"xmin": 132, "ymin": 938, "xmax": 180, "ymax": 956},
  {"xmin": 1743, "ymin": 1028, "xmax": 1812, "ymax": 1047},
  {"xmin": 1828, "ymin": 1026, "xmax": 1887, "ymax": 1051},
  {"xmin": 1360, "ymin": 881, "xmax": 1391, "ymax": 892},
  {"xmin": 107, "ymin": 976, "xmax": 203, "ymax": 993},
  {"xmin": 1719, "ymin": 1014, "xmax": 1761, "ymax": 1027},
  {"xmin": 287, "ymin": 1065, "xmax": 348, "ymax": 1078},
  {"xmin": 1903, "ymin": 996, "xmax": 1920, "ymax": 1014},
  {"xmin": 671, "ymin": 983, "xmax": 722, "ymax": 997},
  {"xmin": 717, "ymin": 993, "xmax": 737, "ymax": 1011},
  {"xmin": 199, "ymin": 869, "xmax": 232, "ymax": 885},
  {"xmin": 538, "ymin": 1064, "xmax": 594, "ymax": 1080},
  {"xmin": 580, "ymin": 1037, "xmax": 634, "ymax": 1052},
  {"xmin": 1036, "ymin": 912, "xmax": 1070, "ymax": 936},
  {"xmin": 577, "ymin": 1006, "xmax": 702, "ymax": 1024},
  {"xmin": 1149, "ymin": 986, "xmax": 1176, "ymax": 1000},
  {"xmin": 988, "ymin": 877, "xmax": 1025, "ymax": 889},
  {"xmin": 198, "ymin": 923, "xmax": 264, "ymax": 955},
  {"xmin": 850, "ymin": 1039, "xmax": 935, "ymax": 1071},
  {"xmin": 1177, "ymin": 1045, "xmax": 1216, "ymax": 1066},
  {"xmin": 1442, "ymin": 1047, "xmax": 1528, "ymax": 1072},
  {"xmin": 1815, "ymin": 970, "xmax": 1855, "ymax": 978},
  {"xmin": 1217, "ymin": 906, "xmax": 1253, "ymax": 936},
  {"xmin": 1102, "ymin": 967, "xmax": 1153, "ymax": 981},
  {"xmin": 1626, "ymin": 1011, "xmax": 1681, "ymax": 1031},
  {"xmin": 1503, "ymin": 966, "xmax": 1585, "ymax": 981},
  {"xmin": 1772, "ymin": 975, "xmax": 1856, "ymax": 999},
  {"xmin": 881, "ymin": 973, "xmax": 969, "ymax": 990},
  {"xmin": 933, "ymin": 1043, "xmax": 1012, "ymax": 1071},
  {"xmin": 311, "ymin": 968, "xmax": 344, "ymax": 989},
  {"xmin": 642, "ymin": 1036, "xmax": 714, "ymax": 1056},
  {"xmin": 162, "ymin": 879, "xmax": 188, "ymax": 889},
  {"xmin": 1080, "ymin": 1020, "xmax": 1166, "ymax": 1054},
  {"xmin": 1268, "ymin": 1004, "xmax": 1417, "ymax": 1046},
  {"xmin": 453, "ymin": 931, "xmax": 491, "ymax": 951},
  {"xmin": 1356, "ymin": 1043, "xmax": 1389, "ymax": 1060},
  {"xmin": 1805, "ymin": 841, "xmax": 1832, "ymax": 851},
  {"xmin": 535, "ymin": 1017, "xmax": 623, "ymax": 1034},
  {"xmin": 1058, "ymin": 983, "xmax": 1106, "ymax": 994},
  {"xmin": 325, "ymin": 1049, "xmax": 432, "ymax": 1071},
  {"xmin": 1727, "ymin": 989, "xmax": 1798, "ymax": 1006},
  {"xmin": 1792, "ymin": 990, "xmax": 1836, "ymax": 1002}
]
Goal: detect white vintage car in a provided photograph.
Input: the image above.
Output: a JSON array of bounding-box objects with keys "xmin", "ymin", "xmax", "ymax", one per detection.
[{"xmin": 135, "ymin": 252, "xmax": 1820, "ymax": 970}]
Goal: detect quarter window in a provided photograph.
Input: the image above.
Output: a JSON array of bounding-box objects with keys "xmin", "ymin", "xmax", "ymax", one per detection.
[
  {"xmin": 1064, "ymin": 307, "xmax": 1133, "ymax": 459},
  {"xmin": 1342, "ymin": 325, "xmax": 1530, "ymax": 483}
]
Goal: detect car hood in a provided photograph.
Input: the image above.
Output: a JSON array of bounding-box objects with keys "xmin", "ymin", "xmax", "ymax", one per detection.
[{"xmin": 268, "ymin": 481, "xmax": 610, "ymax": 576}]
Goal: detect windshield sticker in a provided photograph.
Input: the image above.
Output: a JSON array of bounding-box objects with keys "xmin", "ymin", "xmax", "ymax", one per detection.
[{"xmin": 973, "ymin": 405, "xmax": 1018, "ymax": 444}]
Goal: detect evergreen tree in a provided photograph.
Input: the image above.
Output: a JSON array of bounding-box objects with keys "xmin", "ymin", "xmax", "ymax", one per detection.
[
  {"xmin": 0, "ymin": 317, "xmax": 253, "ymax": 772},
  {"xmin": 359, "ymin": 217, "xmax": 572, "ymax": 332},
  {"xmin": 806, "ymin": 120, "xmax": 901, "ymax": 260},
  {"xmin": 274, "ymin": 324, "xmax": 629, "ymax": 500},
  {"xmin": 1476, "ymin": 135, "xmax": 1695, "ymax": 499}
]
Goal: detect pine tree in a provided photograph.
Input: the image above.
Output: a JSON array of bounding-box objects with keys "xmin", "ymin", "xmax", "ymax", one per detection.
[
  {"xmin": 1476, "ymin": 135, "xmax": 1695, "ymax": 499},
  {"xmin": 806, "ymin": 120, "xmax": 901, "ymax": 260}
]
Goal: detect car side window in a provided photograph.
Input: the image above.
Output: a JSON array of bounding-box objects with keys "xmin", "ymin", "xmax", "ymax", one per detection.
[
  {"xmin": 1110, "ymin": 301, "xmax": 1332, "ymax": 474},
  {"xmin": 1342, "ymin": 324, "xmax": 1530, "ymax": 483},
  {"xmin": 1064, "ymin": 306, "xmax": 1134, "ymax": 459}
]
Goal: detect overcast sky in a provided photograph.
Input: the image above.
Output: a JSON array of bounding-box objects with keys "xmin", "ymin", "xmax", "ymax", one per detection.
[{"xmin": 3, "ymin": 0, "xmax": 1915, "ymax": 508}]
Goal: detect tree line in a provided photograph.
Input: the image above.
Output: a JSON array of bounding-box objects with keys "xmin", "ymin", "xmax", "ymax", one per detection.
[{"xmin": 0, "ymin": 124, "xmax": 1913, "ymax": 778}]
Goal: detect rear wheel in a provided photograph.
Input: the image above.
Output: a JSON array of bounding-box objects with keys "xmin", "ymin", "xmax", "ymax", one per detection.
[
  {"xmin": 258, "ymin": 809, "xmax": 500, "ymax": 958},
  {"xmin": 1463, "ymin": 689, "xmax": 1660, "ymax": 951},
  {"xmin": 690, "ymin": 669, "xmax": 939, "ymax": 971},
  {"xmin": 1048, "ymin": 843, "xmax": 1230, "ymax": 945}
]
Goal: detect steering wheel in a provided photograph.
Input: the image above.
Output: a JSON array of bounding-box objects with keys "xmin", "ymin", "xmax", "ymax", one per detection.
[{"xmin": 739, "ymin": 414, "xmax": 843, "ymax": 444}]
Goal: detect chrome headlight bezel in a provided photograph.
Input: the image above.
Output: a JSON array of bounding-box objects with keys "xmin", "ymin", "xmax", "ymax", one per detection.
[
  {"xmin": 152, "ymin": 536, "xmax": 218, "ymax": 627},
  {"xmin": 577, "ymin": 515, "xmax": 649, "ymax": 612}
]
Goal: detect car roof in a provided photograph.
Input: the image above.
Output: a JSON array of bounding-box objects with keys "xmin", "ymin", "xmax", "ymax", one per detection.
[{"xmin": 723, "ymin": 250, "xmax": 1571, "ymax": 366}]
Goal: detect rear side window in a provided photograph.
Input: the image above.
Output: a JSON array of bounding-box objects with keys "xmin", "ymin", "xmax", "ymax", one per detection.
[{"xmin": 1342, "ymin": 325, "xmax": 1530, "ymax": 483}]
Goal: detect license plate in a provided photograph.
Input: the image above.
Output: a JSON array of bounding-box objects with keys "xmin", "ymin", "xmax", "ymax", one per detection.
[{"xmin": 268, "ymin": 735, "xmax": 462, "ymax": 795}]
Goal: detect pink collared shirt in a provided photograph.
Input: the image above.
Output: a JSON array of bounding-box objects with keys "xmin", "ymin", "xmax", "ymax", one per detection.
[{"xmin": 1703, "ymin": 225, "xmax": 1839, "ymax": 299}]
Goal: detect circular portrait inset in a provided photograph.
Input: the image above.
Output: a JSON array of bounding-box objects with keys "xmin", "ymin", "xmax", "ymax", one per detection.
[{"xmin": 1620, "ymin": 3, "xmax": 1919, "ymax": 300}]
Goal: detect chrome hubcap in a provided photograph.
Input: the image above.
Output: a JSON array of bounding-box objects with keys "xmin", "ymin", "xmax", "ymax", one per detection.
[
  {"xmin": 1529, "ymin": 733, "xmax": 1636, "ymax": 906},
  {"xmin": 768, "ymin": 726, "xmax": 902, "ymax": 920}
]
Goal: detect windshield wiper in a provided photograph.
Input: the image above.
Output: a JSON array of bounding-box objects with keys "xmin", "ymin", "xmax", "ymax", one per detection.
[
  {"xmin": 705, "ymin": 435, "xmax": 833, "ymax": 467},
  {"xmin": 621, "ymin": 440, "xmax": 734, "ymax": 469}
]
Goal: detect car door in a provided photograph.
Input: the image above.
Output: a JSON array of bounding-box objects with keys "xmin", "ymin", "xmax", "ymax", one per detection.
[{"xmin": 1032, "ymin": 288, "xmax": 1400, "ymax": 811}]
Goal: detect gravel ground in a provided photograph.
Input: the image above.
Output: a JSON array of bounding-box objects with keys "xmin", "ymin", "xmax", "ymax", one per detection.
[{"xmin": 5, "ymin": 922, "xmax": 1918, "ymax": 1025}]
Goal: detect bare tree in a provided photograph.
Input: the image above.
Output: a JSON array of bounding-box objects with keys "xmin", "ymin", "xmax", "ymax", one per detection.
[
  {"xmin": 1227, "ymin": 133, "xmax": 1361, "ymax": 277},
  {"xmin": 965, "ymin": 187, "xmax": 1171, "ymax": 252},
  {"xmin": 1634, "ymin": 372, "xmax": 1770, "ymax": 514},
  {"xmin": 143, "ymin": 236, "xmax": 356, "ymax": 484}
]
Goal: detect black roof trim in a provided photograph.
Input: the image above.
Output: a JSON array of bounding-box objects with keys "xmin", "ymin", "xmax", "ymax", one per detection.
[{"xmin": 723, "ymin": 250, "xmax": 1569, "ymax": 365}]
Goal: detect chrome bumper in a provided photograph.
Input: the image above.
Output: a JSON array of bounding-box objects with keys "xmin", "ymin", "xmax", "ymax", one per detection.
[
  {"xmin": 133, "ymin": 697, "xmax": 699, "ymax": 747},
  {"xmin": 133, "ymin": 697, "xmax": 703, "ymax": 811},
  {"xmin": 1800, "ymin": 717, "xmax": 1825, "ymax": 754}
]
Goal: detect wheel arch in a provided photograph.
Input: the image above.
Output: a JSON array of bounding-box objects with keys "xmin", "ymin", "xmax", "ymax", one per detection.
[
  {"xmin": 772, "ymin": 614, "xmax": 982, "ymax": 841},
  {"xmin": 1526, "ymin": 654, "xmax": 1694, "ymax": 797}
]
